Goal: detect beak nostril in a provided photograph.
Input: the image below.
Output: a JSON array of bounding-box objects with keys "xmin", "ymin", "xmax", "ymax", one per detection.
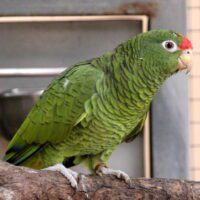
[{"xmin": 178, "ymin": 48, "xmax": 192, "ymax": 73}]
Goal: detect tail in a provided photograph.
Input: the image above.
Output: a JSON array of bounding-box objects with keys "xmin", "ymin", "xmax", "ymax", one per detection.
[
  {"xmin": 3, "ymin": 141, "xmax": 75, "ymax": 169},
  {"xmin": 3, "ymin": 140, "xmax": 45, "ymax": 166}
]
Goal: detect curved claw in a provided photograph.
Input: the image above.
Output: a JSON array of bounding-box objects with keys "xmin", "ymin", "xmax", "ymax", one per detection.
[
  {"xmin": 97, "ymin": 166, "xmax": 131, "ymax": 184},
  {"xmin": 42, "ymin": 163, "xmax": 78, "ymax": 189}
]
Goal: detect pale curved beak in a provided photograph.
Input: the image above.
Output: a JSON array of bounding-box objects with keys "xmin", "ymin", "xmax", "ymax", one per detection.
[{"xmin": 178, "ymin": 49, "xmax": 193, "ymax": 73}]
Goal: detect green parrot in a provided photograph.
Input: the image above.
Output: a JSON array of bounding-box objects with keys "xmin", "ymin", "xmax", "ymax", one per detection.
[{"xmin": 3, "ymin": 29, "xmax": 193, "ymax": 188}]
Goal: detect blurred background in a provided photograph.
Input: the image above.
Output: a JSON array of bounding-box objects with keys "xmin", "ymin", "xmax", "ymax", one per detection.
[
  {"xmin": 0, "ymin": 0, "xmax": 198, "ymax": 180},
  {"xmin": 188, "ymin": 0, "xmax": 200, "ymax": 181}
]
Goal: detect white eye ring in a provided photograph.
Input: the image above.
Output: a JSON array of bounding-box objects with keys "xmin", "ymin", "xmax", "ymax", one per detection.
[{"xmin": 162, "ymin": 40, "xmax": 178, "ymax": 53}]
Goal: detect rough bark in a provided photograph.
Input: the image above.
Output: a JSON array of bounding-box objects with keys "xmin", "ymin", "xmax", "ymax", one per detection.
[{"xmin": 0, "ymin": 161, "xmax": 199, "ymax": 200}]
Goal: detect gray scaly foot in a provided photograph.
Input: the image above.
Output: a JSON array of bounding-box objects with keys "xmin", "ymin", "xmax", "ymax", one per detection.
[{"xmin": 43, "ymin": 163, "xmax": 79, "ymax": 188}]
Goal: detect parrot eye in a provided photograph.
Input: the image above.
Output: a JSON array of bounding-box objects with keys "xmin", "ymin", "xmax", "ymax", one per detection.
[{"xmin": 162, "ymin": 40, "xmax": 178, "ymax": 52}]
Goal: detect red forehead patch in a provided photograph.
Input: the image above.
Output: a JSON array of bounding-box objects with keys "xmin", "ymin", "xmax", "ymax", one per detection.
[{"xmin": 179, "ymin": 37, "xmax": 193, "ymax": 50}]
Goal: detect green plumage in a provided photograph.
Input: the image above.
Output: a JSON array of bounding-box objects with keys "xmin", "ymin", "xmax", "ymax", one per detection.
[{"xmin": 3, "ymin": 29, "xmax": 183, "ymax": 171}]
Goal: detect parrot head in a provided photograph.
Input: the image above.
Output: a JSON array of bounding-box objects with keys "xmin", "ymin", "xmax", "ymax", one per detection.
[{"xmin": 137, "ymin": 29, "xmax": 193, "ymax": 75}]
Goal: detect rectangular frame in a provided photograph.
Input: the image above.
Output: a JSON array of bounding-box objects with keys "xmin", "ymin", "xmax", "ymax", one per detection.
[{"xmin": 0, "ymin": 15, "xmax": 150, "ymax": 177}]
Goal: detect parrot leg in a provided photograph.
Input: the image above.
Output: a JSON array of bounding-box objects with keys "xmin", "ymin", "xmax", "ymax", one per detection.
[
  {"xmin": 43, "ymin": 163, "xmax": 79, "ymax": 188},
  {"xmin": 96, "ymin": 164, "xmax": 131, "ymax": 184}
]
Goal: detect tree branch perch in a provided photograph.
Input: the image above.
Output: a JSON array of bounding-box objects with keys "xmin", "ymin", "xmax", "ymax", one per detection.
[{"xmin": 0, "ymin": 161, "xmax": 199, "ymax": 200}]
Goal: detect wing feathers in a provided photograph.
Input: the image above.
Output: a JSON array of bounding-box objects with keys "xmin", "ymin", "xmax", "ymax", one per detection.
[{"xmin": 3, "ymin": 63, "xmax": 103, "ymax": 165}]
